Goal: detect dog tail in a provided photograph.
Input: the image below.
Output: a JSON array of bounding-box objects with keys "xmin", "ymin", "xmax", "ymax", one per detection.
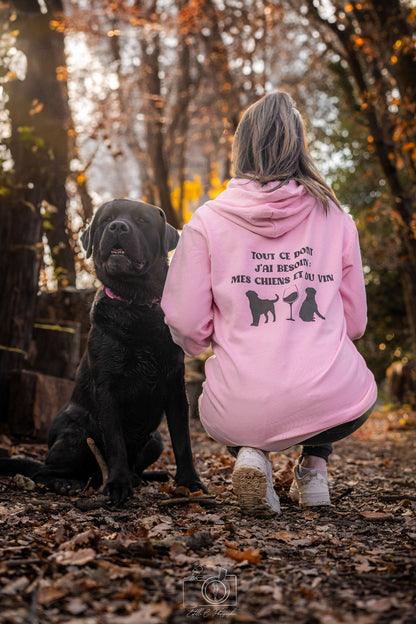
[
  {"xmin": 274, "ymin": 294, "xmax": 279, "ymax": 302},
  {"xmin": 0, "ymin": 457, "xmax": 43, "ymax": 477},
  {"xmin": 141, "ymin": 469, "xmax": 172, "ymax": 482}
]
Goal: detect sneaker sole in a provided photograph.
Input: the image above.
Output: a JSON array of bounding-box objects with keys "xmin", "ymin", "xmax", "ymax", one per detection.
[
  {"xmin": 299, "ymin": 494, "xmax": 331, "ymax": 507},
  {"xmin": 289, "ymin": 470, "xmax": 331, "ymax": 507},
  {"xmin": 232, "ymin": 466, "xmax": 276, "ymax": 516},
  {"xmin": 290, "ymin": 485, "xmax": 331, "ymax": 507}
]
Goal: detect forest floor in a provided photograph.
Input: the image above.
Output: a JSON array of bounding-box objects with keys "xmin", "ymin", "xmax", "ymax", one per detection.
[{"xmin": 0, "ymin": 407, "xmax": 415, "ymax": 624}]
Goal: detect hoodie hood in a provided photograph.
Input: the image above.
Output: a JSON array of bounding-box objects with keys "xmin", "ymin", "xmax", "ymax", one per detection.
[{"xmin": 206, "ymin": 178, "xmax": 319, "ymax": 238}]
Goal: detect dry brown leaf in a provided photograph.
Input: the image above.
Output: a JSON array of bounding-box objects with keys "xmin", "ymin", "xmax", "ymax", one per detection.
[
  {"xmin": 354, "ymin": 555, "xmax": 375, "ymax": 573},
  {"xmin": 190, "ymin": 503, "xmax": 204, "ymax": 512},
  {"xmin": 0, "ymin": 576, "xmax": 30, "ymax": 595},
  {"xmin": 226, "ymin": 546, "xmax": 262, "ymax": 564},
  {"xmin": 189, "ymin": 489, "xmax": 206, "ymax": 497},
  {"xmin": 110, "ymin": 583, "xmax": 144, "ymax": 600},
  {"xmin": 172, "ymin": 485, "xmax": 191, "ymax": 497},
  {"xmin": 38, "ymin": 585, "xmax": 69, "ymax": 606},
  {"xmin": 361, "ymin": 597, "xmax": 399, "ymax": 613},
  {"xmin": 290, "ymin": 538, "xmax": 314, "ymax": 547},
  {"xmin": 273, "ymin": 457, "xmax": 295, "ymax": 489},
  {"xmin": 49, "ymin": 548, "xmax": 96, "ymax": 566},
  {"xmin": 158, "ymin": 482, "xmax": 171, "ymax": 495},
  {"xmin": 148, "ymin": 521, "xmax": 173, "ymax": 538},
  {"xmin": 359, "ymin": 511, "xmax": 395, "ymax": 521},
  {"xmin": 58, "ymin": 529, "xmax": 97, "ymax": 551},
  {"xmin": 268, "ymin": 531, "xmax": 297, "ymax": 543}
]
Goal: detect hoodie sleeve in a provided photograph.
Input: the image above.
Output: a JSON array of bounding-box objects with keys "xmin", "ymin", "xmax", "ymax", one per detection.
[
  {"xmin": 161, "ymin": 223, "xmax": 213, "ymax": 357},
  {"xmin": 340, "ymin": 218, "xmax": 368, "ymax": 340}
]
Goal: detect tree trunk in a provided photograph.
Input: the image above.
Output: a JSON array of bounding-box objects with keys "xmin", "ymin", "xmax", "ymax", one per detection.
[
  {"xmin": 141, "ymin": 33, "xmax": 180, "ymax": 229},
  {"xmin": 0, "ymin": 0, "xmax": 75, "ymax": 419},
  {"xmin": 136, "ymin": 1, "xmax": 179, "ymax": 228},
  {"xmin": 6, "ymin": 0, "xmax": 76, "ymax": 286},
  {"xmin": 168, "ymin": 20, "xmax": 193, "ymax": 226},
  {"xmin": 198, "ymin": 0, "xmax": 241, "ymax": 134},
  {"xmin": 0, "ymin": 195, "xmax": 42, "ymax": 419}
]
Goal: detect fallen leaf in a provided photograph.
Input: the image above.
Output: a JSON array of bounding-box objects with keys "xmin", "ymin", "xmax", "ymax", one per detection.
[
  {"xmin": 359, "ymin": 511, "xmax": 396, "ymax": 521},
  {"xmin": 148, "ymin": 522, "xmax": 173, "ymax": 538},
  {"xmin": 268, "ymin": 531, "xmax": 298, "ymax": 543},
  {"xmin": 49, "ymin": 548, "xmax": 96, "ymax": 566},
  {"xmin": 13, "ymin": 474, "xmax": 36, "ymax": 490},
  {"xmin": 111, "ymin": 583, "xmax": 144, "ymax": 601},
  {"xmin": 0, "ymin": 576, "xmax": 30, "ymax": 595},
  {"xmin": 172, "ymin": 485, "xmax": 190, "ymax": 497},
  {"xmin": 110, "ymin": 602, "xmax": 172, "ymax": 623},
  {"xmin": 354, "ymin": 555, "xmax": 375, "ymax": 573},
  {"xmin": 66, "ymin": 598, "xmax": 88, "ymax": 616},
  {"xmin": 226, "ymin": 546, "xmax": 262, "ymax": 564},
  {"xmin": 291, "ymin": 538, "xmax": 314, "ymax": 547},
  {"xmin": 38, "ymin": 585, "xmax": 69, "ymax": 606},
  {"xmin": 364, "ymin": 597, "xmax": 399, "ymax": 613},
  {"xmin": 58, "ymin": 529, "xmax": 97, "ymax": 551}
]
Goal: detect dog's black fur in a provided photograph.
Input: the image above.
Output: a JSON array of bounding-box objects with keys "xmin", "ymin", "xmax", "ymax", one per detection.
[
  {"xmin": 246, "ymin": 290, "xmax": 279, "ymax": 326},
  {"xmin": 0, "ymin": 199, "xmax": 205, "ymax": 505}
]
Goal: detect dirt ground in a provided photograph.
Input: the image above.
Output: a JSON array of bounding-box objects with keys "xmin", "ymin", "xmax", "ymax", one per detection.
[{"xmin": 0, "ymin": 408, "xmax": 415, "ymax": 624}]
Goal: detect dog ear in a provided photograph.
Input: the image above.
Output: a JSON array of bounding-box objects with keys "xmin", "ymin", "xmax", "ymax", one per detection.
[
  {"xmin": 80, "ymin": 225, "xmax": 93, "ymax": 259},
  {"xmin": 158, "ymin": 209, "xmax": 179, "ymax": 255},
  {"xmin": 81, "ymin": 205, "xmax": 103, "ymax": 259},
  {"xmin": 164, "ymin": 223, "xmax": 180, "ymax": 253}
]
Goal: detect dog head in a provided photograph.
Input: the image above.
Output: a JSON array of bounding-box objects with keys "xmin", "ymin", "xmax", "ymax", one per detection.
[
  {"xmin": 245, "ymin": 290, "xmax": 257, "ymax": 302},
  {"xmin": 81, "ymin": 199, "xmax": 179, "ymax": 286}
]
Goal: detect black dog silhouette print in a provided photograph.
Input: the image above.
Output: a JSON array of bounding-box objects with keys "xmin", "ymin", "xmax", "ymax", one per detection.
[
  {"xmin": 299, "ymin": 287, "xmax": 325, "ymax": 322},
  {"xmin": 246, "ymin": 290, "xmax": 279, "ymax": 326}
]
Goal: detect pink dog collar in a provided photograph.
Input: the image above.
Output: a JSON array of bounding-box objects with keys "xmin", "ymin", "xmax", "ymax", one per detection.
[{"xmin": 101, "ymin": 285, "xmax": 160, "ymax": 307}]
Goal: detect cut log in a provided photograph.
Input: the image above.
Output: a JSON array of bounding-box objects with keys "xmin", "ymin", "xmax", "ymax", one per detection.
[
  {"xmin": 0, "ymin": 199, "xmax": 42, "ymax": 420},
  {"xmin": 36, "ymin": 287, "xmax": 96, "ymax": 357},
  {"xmin": 29, "ymin": 320, "xmax": 81, "ymax": 380},
  {"xmin": 8, "ymin": 370, "xmax": 74, "ymax": 441}
]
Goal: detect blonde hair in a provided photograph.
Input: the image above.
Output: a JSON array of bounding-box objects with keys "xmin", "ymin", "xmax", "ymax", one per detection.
[{"xmin": 232, "ymin": 92, "xmax": 341, "ymax": 211}]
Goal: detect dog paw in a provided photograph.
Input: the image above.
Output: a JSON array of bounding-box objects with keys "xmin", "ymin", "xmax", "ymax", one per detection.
[
  {"xmin": 140, "ymin": 469, "xmax": 172, "ymax": 483},
  {"xmin": 104, "ymin": 478, "xmax": 133, "ymax": 506},
  {"xmin": 49, "ymin": 478, "xmax": 85, "ymax": 495},
  {"xmin": 190, "ymin": 480, "xmax": 208, "ymax": 494},
  {"xmin": 175, "ymin": 475, "xmax": 208, "ymax": 494}
]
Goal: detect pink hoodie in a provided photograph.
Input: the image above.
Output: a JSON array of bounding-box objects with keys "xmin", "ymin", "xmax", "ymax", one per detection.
[{"xmin": 161, "ymin": 179, "xmax": 377, "ymax": 451}]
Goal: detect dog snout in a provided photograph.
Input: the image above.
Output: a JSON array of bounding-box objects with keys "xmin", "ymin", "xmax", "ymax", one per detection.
[{"xmin": 108, "ymin": 220, "xmax": 131, "ymax": 234}]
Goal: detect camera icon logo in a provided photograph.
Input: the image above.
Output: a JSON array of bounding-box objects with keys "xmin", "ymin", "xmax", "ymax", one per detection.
[{"xmin": 183, "ymin": 565, "xmax": 238, "ymax": 611}]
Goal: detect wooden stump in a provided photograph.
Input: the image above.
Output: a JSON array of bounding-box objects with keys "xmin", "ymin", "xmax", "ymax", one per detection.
[
  {"xmin": 8, "ymin": 370, "xmax": 74, "ymax": 441},
  {"xmin": 29, "ymin": 320, "xmax": 81, "ymax": 380},
  {"xmin": 36, "ymin": 287, "xmax": 96, "ymax": 360},
  {"xmin": 0, "ymin": 198, "xmax": 42, "ymax": 419}
]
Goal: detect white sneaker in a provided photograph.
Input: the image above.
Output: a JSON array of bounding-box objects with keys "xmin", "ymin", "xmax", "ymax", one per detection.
[
  {"xmin": 232, "ymin": 447, "xmax": 281, "ymax": 515},
  {"xmin": 289, "ymin": 465, "xmax": 331, "ymax": 507}
]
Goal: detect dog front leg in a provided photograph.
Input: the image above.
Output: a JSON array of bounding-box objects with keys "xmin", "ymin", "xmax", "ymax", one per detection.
[
  {"xmin": 95, "ymin": 387, "xmax": 133, "ymax": 505},
  {"xmin": 165, "ymin": 372, "xmax": 207, "ymax": 493}
]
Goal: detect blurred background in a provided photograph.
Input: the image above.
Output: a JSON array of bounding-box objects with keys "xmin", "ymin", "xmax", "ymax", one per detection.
[{"xmin": 0, "ymin": 0, "xmax": 415, "ymax": 438}]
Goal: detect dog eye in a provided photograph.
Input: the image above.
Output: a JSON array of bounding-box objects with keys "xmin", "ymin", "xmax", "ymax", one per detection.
[
  {"xmin": 103, "ymin": 216, "xmax": 113, "ymax": 223},
  {"xmin": 136, "ymin": 217, "xmax": 146, "ymax": 223}
]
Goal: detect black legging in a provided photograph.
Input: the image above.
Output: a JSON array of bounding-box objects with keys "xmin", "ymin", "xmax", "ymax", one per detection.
[{"xmin": 227, "ymin": 405, "xmax": 374, "ymax": 462}]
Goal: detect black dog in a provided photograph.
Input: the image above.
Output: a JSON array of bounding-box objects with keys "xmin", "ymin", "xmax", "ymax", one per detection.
[
  {"xmin": 0, "ymin": 199, "xmax": 205, "ymax": 505},
  {"xmin": 246, "ymin": 290, "xmax": 279, "ymax": 326},
  {"xmin": 299, "ymin": 287, "xmax": 326, "ymax": 322}
]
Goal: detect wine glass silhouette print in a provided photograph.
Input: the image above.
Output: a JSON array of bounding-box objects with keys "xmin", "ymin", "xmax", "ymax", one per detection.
[{"xmin": 283, "ymin": 284, "xmax": 299, "ymax": 321}]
